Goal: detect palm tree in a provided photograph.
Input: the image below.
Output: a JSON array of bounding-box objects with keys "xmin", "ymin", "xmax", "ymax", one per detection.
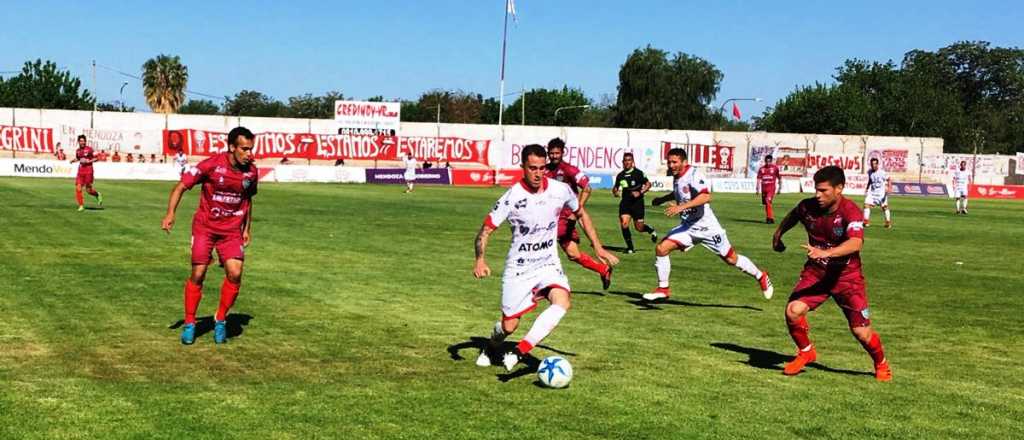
[{"xmin": 142, "ymin": 54, "xmax": 188, "ymax": 113}]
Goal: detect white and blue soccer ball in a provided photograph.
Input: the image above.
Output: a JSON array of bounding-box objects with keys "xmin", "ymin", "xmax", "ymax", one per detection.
[{"xmin": 537, "ymin": 356, "xmax": 573, "ymax": 388}]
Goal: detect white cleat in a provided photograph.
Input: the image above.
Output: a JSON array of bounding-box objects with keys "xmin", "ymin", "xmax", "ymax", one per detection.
[
  {"xmin": 643, "ymin": 287, "xmax": 671, "ymax": 301},
  {"xmin": 759, "ymin": 273, "xmax": 774, "ymax": 300},
  {"xmin": 475, "ymin": 349, "xmax": 492, "ymax": 367},
  {"xmin": 502, "ymin": 351, "xmax": 520, "ymax": 372}
]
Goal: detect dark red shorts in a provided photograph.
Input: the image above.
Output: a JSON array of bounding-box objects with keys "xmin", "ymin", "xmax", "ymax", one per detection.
[
  {"xmin": 76, "ymin": 170, "xmax": 94, "ymax": 186},
  {"xmin": 788, "ymin": 264, "xmax": 871, "ymax": 327},
  {"xmin": 191, "ymin": 225, "xmax": 245, "ymax": 265},
  {"xmin": 761, "ymin": 192, "xmax": 775, "ymax": 205},
  {"xmin": 557, "ymin": 217, "xmax": 580, "ymax": 245}
]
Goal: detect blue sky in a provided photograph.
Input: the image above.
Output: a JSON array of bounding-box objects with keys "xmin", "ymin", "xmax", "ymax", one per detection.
[{"xmin": 1, "ymin": 0, "xmax": 1020, "ymax": 120}]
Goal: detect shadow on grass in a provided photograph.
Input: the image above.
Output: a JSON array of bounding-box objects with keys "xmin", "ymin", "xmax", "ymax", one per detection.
[
  {"xmin": 603, "ymin": 245, "xmax": 633, "ymax": 253},
  {"xmin": 728, "ymin": 218, "xmax": 771, "ymax": 225},
  {"xmin": 604, "ymin": 291, "xmax": 763, "ymax": 312},
  {"xmin": 710, "ymin": 342, "xmax": 873, "ymax": 377},
  {"xmin": 84, "ymin": 206, "xmax": 104, "ymax": 211},
  {"xmin": 447, "ymin": 337, "xmax": 576, "ymax": 384},
  {"xmin": 168, "ymin": 313, "xmax": 253, "ymax": 339}
]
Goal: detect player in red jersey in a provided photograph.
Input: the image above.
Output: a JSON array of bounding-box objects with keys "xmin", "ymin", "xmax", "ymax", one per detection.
[
  {"xmin": 544, "ymin": 138, "xmax": 613, "ymax": 289},
  {"xmin": 70, "ymin": 135, "xmax": 103, "ymax": 211},
  {"xmin": 161, "ymin": 127, "xmax": 259, "ymax": 345},
  {"xmin": 772, "ymin": 166, "xmax": 891, "ymax": 381},
  {"xmin": 756, "ymin": 154, "xmax": 781, "ymax": 223}
]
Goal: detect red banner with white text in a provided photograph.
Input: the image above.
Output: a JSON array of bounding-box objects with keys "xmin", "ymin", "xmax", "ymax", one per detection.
[
  {"xmin": 969, "ymin": 184, "xmax": 1024, "ymax": 199},
  {"xmin": 1, "ymin": 125, "xmax": 55, "ymax": 153},
  {"xmin": 163, "ymin": 129, "xmax": 489, "ymax": 165},
  {"xmin": 661, "ymin": 142, "xmax": 734, "ymax": 170}
]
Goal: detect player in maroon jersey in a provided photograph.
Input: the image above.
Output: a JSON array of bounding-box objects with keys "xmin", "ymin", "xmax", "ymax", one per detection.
[
  {"xmin": 756, "ymin": 154, "xmax": 781, "ymax": 223},
  {"xmin": 161, "ymin": 127, "xmax": 259, "ymax": 345},
  {"xmin": 70, "ymin": 135, "xmax": 103, "ymax": 211},
  {"xmin": 545, "ymin": 138, "xmax": 613, "ymax": 289},
  {"xmin": 771, "ymin": 166, "xmax": 891, "ymax": 381}
]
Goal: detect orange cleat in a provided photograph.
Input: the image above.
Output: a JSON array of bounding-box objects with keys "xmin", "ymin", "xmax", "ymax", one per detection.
[
  {"xmin": 783, "ymin": 347, "xmax": 817, "ymax": 376},
  {"xmin": 875, "ymin": 361, "xmax": 892, "ymax": 382}
]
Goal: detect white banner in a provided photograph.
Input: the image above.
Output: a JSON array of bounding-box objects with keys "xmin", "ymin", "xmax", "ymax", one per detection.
[
  {"xmin": 496, "ymin": 142, "xmax": 660, "ymax": 175},
  {"xmin": 800, "ymin": 174, "xmax": 868, "ymax": 193},
  {"xmin": 271, "ymin": 165, "xmax": 367, "ymax": 183},
  {"xmin": 712, "ymin": 178, "xmax": 756, "ymax": 193},
  {"xmin": 56, "ymin": 125, "xmax": 164, "ymax": 155},
  {"xmin": 334, "ymin": 100, "xmax": 401, "ymax": 131},
  {"xmin": 0, "ymin": 158, "xmax": 179, "ymax": 180}
]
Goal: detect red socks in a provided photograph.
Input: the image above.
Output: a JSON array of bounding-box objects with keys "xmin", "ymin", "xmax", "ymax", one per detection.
[
  {"xmin": 216, "ymin": 279, "xmax": 241, "ymax": 322},
  {"xmin": 184, "ymin": 280, "xmax": 203, "ymax": 324},
  {"xmin": 572, "ymin": 253, "xmax": 608, "ymax": 275},
  {"xmin": 766, "ymin": 204, "xmax": 774, "ymax": 220},
  {"xmin": 516, "ymin": 340, "xmax": 534, "ymax": 354},
  {"xmin": 75, "ymin": 188, "xmax": 84, "ymax": 206},
  {"xmin": 787, "ymin": 316, "xmax": 812, "ymax": 350},
  {"xmin": 860, "ymin": 332, "xmax": 887, "ymax": 365}
]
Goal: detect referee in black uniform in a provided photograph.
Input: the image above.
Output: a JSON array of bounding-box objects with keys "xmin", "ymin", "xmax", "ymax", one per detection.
[{"xmin": 612, "ymin": 152, "xmax": 658, "ymax": 253}]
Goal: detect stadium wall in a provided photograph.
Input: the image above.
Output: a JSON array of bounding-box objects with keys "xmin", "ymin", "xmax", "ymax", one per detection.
[{"xmin": 3, "ymin": 106, "xmax": 1016, "ymax": 185}]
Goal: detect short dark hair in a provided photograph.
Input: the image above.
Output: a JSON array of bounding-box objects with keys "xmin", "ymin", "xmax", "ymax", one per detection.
[
  {"xmin": 813, "ymin": 166, "xmax": 846, "ymax": 186},
  {"xmin": 521, "ymin": 144, "xmax": 547, "ymax": 164},
  {"xmin": 666, "ymin": 147, "xmax": 687, "ymax": 161},
  {"xmin": 77, "ymin": 134, "xmax": 87, "ymax": 141},
  {"xmin": 547, "ymin": 137, "xmax": 565, "ymax": 151},
  {"xmin": 870, "ymin": 157, "xmax": 879, "ymax": 163},
  {"xmin": 622, "ymin": 152, "xmax": 634, "ymax": 160},
  {"xmin": 228, "ymin": 126, "xmax": 255, "ymax": 147},
  {"xmin": 765, "ymin": 154, "xmax": 773, "ymax": 160}
]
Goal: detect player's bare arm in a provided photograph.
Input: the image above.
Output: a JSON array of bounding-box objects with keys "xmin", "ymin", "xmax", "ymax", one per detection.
[
  {"xmin": 612, "ymin": 185, "xmax": 620, "ymax": 198},
  {"xmin": 772, "ymin": 206, "xmax": 801, "ymax": 252},
  {"xmin": 574, "ymin": 207, "xmax": 619, "ymax": 266},
  {"xmin": 242, "ymin": 203, "xmax": 253, "ymax": 247},
  {"xmin": 664, "ymin": 192, "xmax": 711, "ymax": 217},
  {"xmin": 473, "ymin": 224, "xmax": 495, "ymax": 278},
  {"xmin": 801, "ymin": 237, "xmax": 862, "ymax": 260},
  {"xmin": 577, "ymin": 184, "xmax": 592, "ymax": 208},
  {"xmin": 161, "ymin": 182, "xmax": 189, "ymax": 233}
]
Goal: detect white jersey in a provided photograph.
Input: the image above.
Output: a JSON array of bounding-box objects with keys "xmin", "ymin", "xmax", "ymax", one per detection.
[
  {"xmin": 952, "ymin": 169, "xmax": 970, "ymax": 191},
  {"xmin": 404, "ymin": 157, "xmax": 417, "ymax": 172},
  {"xmin": 672, "ymin": 166, "xmax": 720, "ymax": 230},
  {"xmin": 485, "ymin": 178, "xmax": 579, "ymax": 274},
  {"xmin": 174, "ymin": 152, "xmax": 188, "ymax": 171},
  {"xmin": 867, "ymin": 169, "xmax": 889, "ymax": 196}
]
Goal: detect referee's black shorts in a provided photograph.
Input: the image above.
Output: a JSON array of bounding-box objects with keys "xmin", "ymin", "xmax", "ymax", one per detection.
[{"xmin": 618, "ymin": 197, "xmax": 645, "ymax": 220}]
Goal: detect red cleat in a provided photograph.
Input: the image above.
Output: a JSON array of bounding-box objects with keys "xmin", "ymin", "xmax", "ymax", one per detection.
[
  {"xmin": 600, "ymin": 266, "xmax": 613, "ymax": 290},
  {"xmin": 875, "ymin": 361, "xmax": 892, "ymax": 382},
  {"xmin": 642, "ymin": 287, "xmax": 671, "ymax": 301},
  {"xmin": 783, "ymin": 347, "xmax": 817, "ymax": 376}
]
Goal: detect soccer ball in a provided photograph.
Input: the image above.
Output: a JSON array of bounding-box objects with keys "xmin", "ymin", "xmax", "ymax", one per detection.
[{"xmin": 537, "ymin": 356, "xmax": 573, "ymax": 388}]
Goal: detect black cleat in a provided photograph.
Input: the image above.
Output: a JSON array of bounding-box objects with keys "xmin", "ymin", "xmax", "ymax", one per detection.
[{"xmin": 601, "ymin": 266, "xmax": 613, "ymax": 290}]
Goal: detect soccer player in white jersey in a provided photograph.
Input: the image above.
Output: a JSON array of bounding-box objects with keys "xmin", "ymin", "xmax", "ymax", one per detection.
[
  {"xmin": 473, "ymin": 144, "xmax": 619, "ymax": 372},
  {"xmin": 645, "ymin": 147, "xmax": 773, "ymax": 301},
  {"xmin": 403, "ymin": 153, "xmax": 417, "ymax": 193},
  {"xmin": 174, "ymin": 150, "xmax": 189, "ymax": 175},
  {"xmin": 863, "ymin": 158, "xmax": 892, "ymax": 228},
  {"xmin": 952, "ymin": 160, "xmax": 970, "ymax": 215}
]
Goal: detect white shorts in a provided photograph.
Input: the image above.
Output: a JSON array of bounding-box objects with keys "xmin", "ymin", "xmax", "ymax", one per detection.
[
  {"xmin": 404, "ymin": 171, "xmax": 416, "ymax": 182},
  {"xmin": 864, "ymin": 193, "xmax": 888, "ymax": 207},
  {"xmin": 954, "ymin": 188, "xmax": 968, "ymax": 198},
  {"xmin": 501, "ymin": 264, "xmax": 570, "ymax": 319},
  {"xmin": 664, "ymin": 223, "xmax": 734, "ymax": 258}
]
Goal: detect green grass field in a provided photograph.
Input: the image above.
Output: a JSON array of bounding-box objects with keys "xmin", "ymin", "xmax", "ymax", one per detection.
[{"xmin": 1, "ymin": 176, "xmax": 1022, "ymax": 439}]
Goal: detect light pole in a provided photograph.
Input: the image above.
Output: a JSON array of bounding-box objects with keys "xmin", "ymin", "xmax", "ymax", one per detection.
[
  {"xmin": 554, "ymin": 104, "xmax": 590, "ymax": 124},
  {"xmin": 501, "ymin": 88, "xmax": 527, "ymax": 125},
  {"xmin": 718, "ymin": 97, "xmax": 762, "ymax": 127},
  {"xmin": 119, "ymin": 81, "xmax": 128, "ymax": 111}
]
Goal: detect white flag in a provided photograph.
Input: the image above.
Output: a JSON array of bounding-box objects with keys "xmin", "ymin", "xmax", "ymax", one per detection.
[{"xmin": 507, "ymin": 0, "xmax": 518, "ymax": 22}]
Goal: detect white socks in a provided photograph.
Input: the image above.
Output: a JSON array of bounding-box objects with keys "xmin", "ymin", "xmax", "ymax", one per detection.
[
  {"xmin": 883, "ymin": 208, "xmax": 891, "ymax": 222},
  {"xmin": 655, "ymin": 255, "xmax": 671, "ymax": 288},
  {"xmin": 522, "ymin": 304, "xmax": 567, "ymax": 350},
  {"xmin": 734, "ymin": 255, "xmax": 763, "ymax": 279},
  {"xmin": 863, "ymin": 208, "xmax": 872, "ymax": 222}
]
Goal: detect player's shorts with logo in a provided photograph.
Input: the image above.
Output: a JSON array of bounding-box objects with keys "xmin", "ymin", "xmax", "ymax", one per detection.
[
  {"xmin": 789, "ymin": 264, "xmax": 871, "ymax": 327},
  {"xmin": 618, "ymin": 197, "xmax": 645, "ymax": 220},
  {"xmin": 76, "ymin": 169, "xmax": 94, "ymax": 186},
  {"xmin": 501, "ymin": 264, "xmax": 571, "ymax": 319},
  {"xmin": 663, "ymin": 222, "xmax": 733, "ymax": 258},
  {"xmin": 954, "ymin": 187, "xmax": 968, "ymax": 198},
  {"xmin": 864, "ymin": 192, "xmax": 888, "ymax": 207},
  {"xmin": 191, "ymin": 221, "xmax": 245, "ymax": 265},
  {"xmin": 404, "ymin": 171, "xmax": 416, "ymax": 182},
  {"xmin": 557, "ymin": 215, "xmax": 580, "ymax": 245}
]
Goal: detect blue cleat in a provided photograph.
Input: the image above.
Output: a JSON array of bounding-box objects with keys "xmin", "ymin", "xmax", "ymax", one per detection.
[
  {"xmin": 214, "ymin": 320, "xmax": 228, "ymax": 344},
  {"xmin": 180, "ymin": 323, "xmax": 196, "ymax": 345}
]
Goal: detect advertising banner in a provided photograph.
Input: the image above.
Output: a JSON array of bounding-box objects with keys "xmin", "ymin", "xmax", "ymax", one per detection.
[
  {"xmin": 748, "ymin": 145, "xmax": 778, "ymax": 177},
  {"xmin": 334, "ymin": 100, "xmax": 401, "ymax": 131},
  {"xmin": 398, "ymin": 136, "xmax": 490, "ymax": 165},
  {"xmin": 365, "ymin": 168, "xmax": 450, "ymax": 185},
  {"xmin": 867, "ymin": 149, "xmax": 909, "ymax": 173},
  {"xmin": 502, "ymin": 142, "xmax": 652, "ymax": 174},
  {"xmin": 0, "ymin": 158, "xmax": 76, "ymax": 178},
  {"xmin": 451, "ymin": 169, "xmax": 495, "ymax": 186},
  {"xmin": 56, "ymin": 125, "xmax": 163, "ymax": 154},
  {"xmin": 890, "ymin": 182, "xmax": 949, "ymax": 197},
  {"xmin": 271, "ymin": 165, "xmax": 367, "ymax": 183},
  {"xmin": 586, "ymin": 172, "xmax": 616, "ymax": 190},
  {"xmin": 712, "ymin": 178, "xmax": 757, "ymax": 194},
  {"xmin": 661, "ymin": 142, "xmax": 734, "ymax": 170},
  {"xmin": 495, "ymin": 168, "xmax": 523, "ymax": 187},
  {"xmin": 0, "ymin": 125, "xmax": 55, "ymax": 153},
  {"xmin": 805, "ymin": 152, "xmax": 863, "ymax": 173},
  {"xmin": 969, "ymin": 184, "xmax": 1024, "ymax": 199},
  {"xmin": 800, "ymin": 174, "xmax": 868, "ymax": 193}
]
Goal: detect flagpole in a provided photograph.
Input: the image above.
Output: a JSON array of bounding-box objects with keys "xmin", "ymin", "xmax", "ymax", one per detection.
[{"xmin": 498, "ymin": 0, "xmax": 509, "ymax": 127}]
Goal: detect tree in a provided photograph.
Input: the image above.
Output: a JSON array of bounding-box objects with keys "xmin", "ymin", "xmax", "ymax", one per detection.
[
  {"xmin": 178, "ymin": 99, "xmax": 220, "ymax": 115},
  {"xmin": 401, "ymin": 90, "xmax": 484, "ymax": 124},
  {"xmin": 96, "ymin": 101, "xmax": 135, "ymax": 112},
  {"xmin": 222, "ymin": 90, "xmax": 288, "ymax": 117},
  {"xmin": 0, "ymin": 59, "xmax": 95, "ymax": 110},
  {"xmin": 614, "ymin": 46, "xmax": 723, "ymax": 129},
  {"xmin": 287, "ymin": 91, "xmax": 344, "ymax": 119},
  {"xmin": 142, "ymin": 54, "xmax": 188, "ymax": 113},
  {"xmin": 503, "ymin": 86, "xmax": 590, "ymax": 126}
]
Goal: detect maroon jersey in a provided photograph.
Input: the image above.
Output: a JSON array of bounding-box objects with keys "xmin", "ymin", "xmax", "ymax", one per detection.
[
  {"xmin": 75, "ymin": 146, "xmax": 96, "ymax": 173},
  {"xmin": 545, "ymin": 161, "xmax": 589, "ymax": 218},
  {"xmin": 757, "ymin": 164, "xmax": 781, "ymax": 193},
  {"xmin": 181, "ymin": 153, "xmax": 259, "ymax": 234},
  {"xmin": 795, "ymin": 196, "xmax": 865, "ymax": 272}
]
